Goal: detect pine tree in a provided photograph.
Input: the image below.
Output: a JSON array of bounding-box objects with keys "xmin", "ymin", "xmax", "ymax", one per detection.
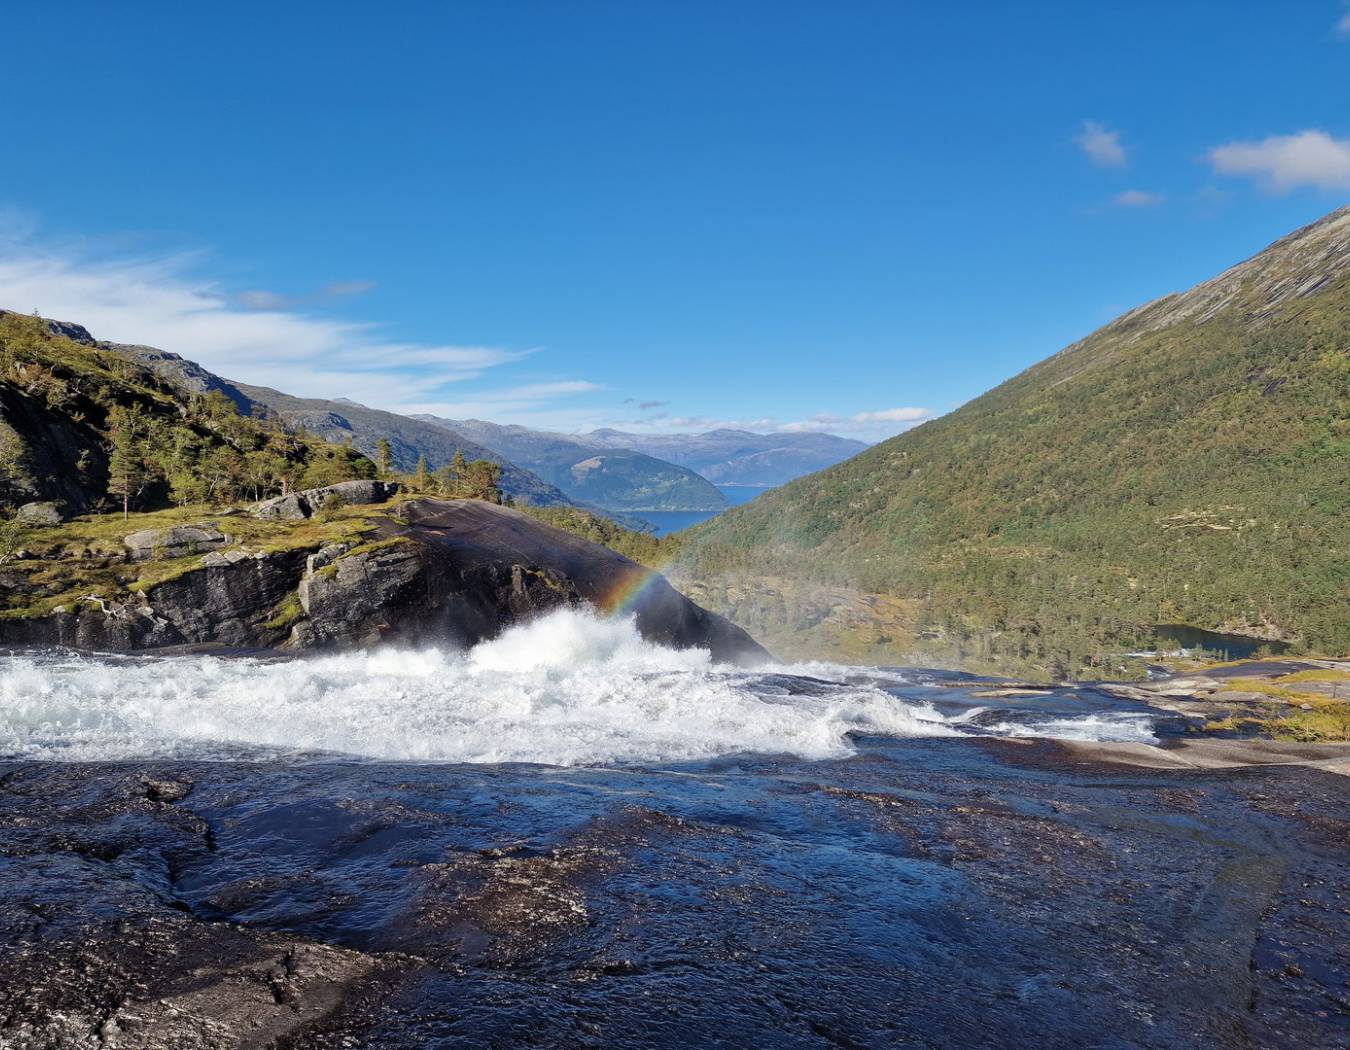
[
  {"xmin": 106, "ymin": 406, "xmax": 145, "ymax": 520},
  {"xmin": 375, "ymin": 438, "xmax": 392, "ymax": 479},
  {"xmin": 415, "ymin": 454, "xmax": 429, "ymax": 492}
]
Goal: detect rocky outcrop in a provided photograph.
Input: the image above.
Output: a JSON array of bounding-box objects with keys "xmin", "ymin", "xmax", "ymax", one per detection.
[
  {"xmin": 124, "ymin": 523, "xmax": 229, "ymax": 561},
  {"xmin": 1, "ymin": 499, "xmax": 768, "ymax": 662},
  {"xmin": 0, "ymin": 382, "xmax": 108, "ymax": 514},
  {"xmin": 251, "ymin": 480, "xmax": 400, "ymax": 521},
  {"xmin": 288, "ymin": 500, "xmax": 768, "ymax": 662},
  {"xmin": 0, "ymin": 549, "xmax": 307, "ymax": 651}
]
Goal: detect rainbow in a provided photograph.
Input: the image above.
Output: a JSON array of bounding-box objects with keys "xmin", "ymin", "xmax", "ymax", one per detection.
[{"xmin": 598, "ymin": 567, "xmax": 666, "ymax": 617}]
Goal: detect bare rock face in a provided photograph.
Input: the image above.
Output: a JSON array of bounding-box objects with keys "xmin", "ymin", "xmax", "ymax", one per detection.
[
  {"xmin": 289, "ymin": 499, "xmax": 769, "ymax": 663},
  {"xmin": 124, "ymin": 523, "xmax": 229, "ymax": 561},
  {"xmin": 251, "ymin": 480, "xmax": 400, "ymax": 521},
  {"xmin": 0, "ymin": 497, "xmax": 767, "ymax": 663}
]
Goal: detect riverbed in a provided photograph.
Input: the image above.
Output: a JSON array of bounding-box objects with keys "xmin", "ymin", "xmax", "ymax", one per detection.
[{"xmin": 1, "ymin": 615, "xmax": 1346, "ymax": 1048}]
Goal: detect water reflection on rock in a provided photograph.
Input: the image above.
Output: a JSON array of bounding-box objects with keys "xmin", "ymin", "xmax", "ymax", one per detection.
[{"xmin": 1, "ymin": 736, "xmax": 1346, "ymax": 1048}]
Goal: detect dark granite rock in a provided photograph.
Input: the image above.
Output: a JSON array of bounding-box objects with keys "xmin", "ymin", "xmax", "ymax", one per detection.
[
  {"xmin": 0, "ymin": 549, "xmax": 308, "ymax": 651},
  {"xmin": 290, "ymin": 499, "xmax": 768, "ymax": 663},
  {"xmin": 0, "ymin": 498, "xmax": 767, "ymax": 662}
]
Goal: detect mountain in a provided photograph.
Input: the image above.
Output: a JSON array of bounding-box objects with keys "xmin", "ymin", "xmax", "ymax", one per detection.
[
  {"xmin": 226, "ymin": 384, "xmax": 579, "ymax": 510},
  {"xmin": 0, "ymin": 311, "xmax": 372, "ymax": 516},
  {"xmin": 412, "ymin": 417, "xmax": 728, "ymax": 512},
  {"xmin": 581, "ymin": 428, "xmax": 868, "ymax": 487},
  {"xmin": 675, "ymin": 204, "xmax": 1350, "ymax": 676},
  {"xmin": 8, "ymin": 321, "xmax": 652, "ymax": 526}
]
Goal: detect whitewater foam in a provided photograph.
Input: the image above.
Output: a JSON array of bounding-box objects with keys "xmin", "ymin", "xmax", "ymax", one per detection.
[{"xmin": 0, "ymin": 609, "xmax": 1161, "ymax": 765}]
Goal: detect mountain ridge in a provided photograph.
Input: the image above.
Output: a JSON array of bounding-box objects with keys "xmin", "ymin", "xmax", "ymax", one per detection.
[
  {"xmin": 412, "ymin": 415, "xmax": 729, "ymax": 512},
  {"xmin": 578, "ymin": 427, "xmax": 869, "ymax": 487},
  {"xmin": 675, "ymin": 203, "xmax": 1350, "ymax": 677}
]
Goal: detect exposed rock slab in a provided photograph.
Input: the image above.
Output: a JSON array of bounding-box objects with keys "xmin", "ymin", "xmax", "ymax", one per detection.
[
  {"xmin": 250, "ymin": 480, "xmax": 399, "ymax": 521},
  {"xmin": 1, "ymin": 498, "xmax": 767, "ymax": 662},
  {"xmin": 124, "ymin": 523, "xmax": 229, "ymax": 561},
  {"xmin": 1, "ymin": 740, "xmax": 1346, "ymax": 1047},
  {"xmin": 289, "ymin": 499, "xmax": 768, "ymax": 662}
]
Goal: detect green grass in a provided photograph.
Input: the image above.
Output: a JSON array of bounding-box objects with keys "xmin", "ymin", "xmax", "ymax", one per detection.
[
  {"xmin": 264, "ymin": 591, "xmax": 305, "ymax": 630},
  {"xmin": 1, "ymin": 502, "xmax": 390, "ymax": 621}
]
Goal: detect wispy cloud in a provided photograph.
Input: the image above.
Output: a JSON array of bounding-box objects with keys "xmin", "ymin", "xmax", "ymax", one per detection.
[
  {"xmin": 1337, "ymin": 3, "xmax": 1350, "ymax": 36},
  {"xmin": 638, "ymin": 399, "xmax": 669, "ymax": 411},
  {"xmin": 237, "ymin": 280, "xmax": 375, "ymax": 311},
  {"xmin": 1112, "ymin": 189, "xmax": 1165, "ymax": 208},
  {"xmin": 778, "ymin": 407, "xmax": 932, "ymax": 437},
  {"xmin": 0, "ymin": 231, "xmax": 567, "ymax": 415},
  {"xmin": 597, "ymin": 407, "xmax": 933, "ymax": 441},
  {"xmin": 1076, "ymin": 120, "xmax": 1127, "ymax": 168},
  {"xmin": 1207, "ymin": 129, "xmax": 1350, "ymax": 192},
  {"xmin": 400, "ymin": 382, "xmax": 605, "ymax": 422}
]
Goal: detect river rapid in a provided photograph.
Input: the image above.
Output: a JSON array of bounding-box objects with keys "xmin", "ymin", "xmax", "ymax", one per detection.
[
  {"xmin": 0, "ymin": 608, "xmax": 1164, "ymax": 765},
  {"xmin": 0, "ymin": 610, "xmax": 1346, "ymax": 1048}
]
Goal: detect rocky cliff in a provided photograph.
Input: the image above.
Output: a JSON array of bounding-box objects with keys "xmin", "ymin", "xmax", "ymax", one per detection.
[{"xmin": 0, "ymin": 496, "xmax": 767, "ymax": 663}]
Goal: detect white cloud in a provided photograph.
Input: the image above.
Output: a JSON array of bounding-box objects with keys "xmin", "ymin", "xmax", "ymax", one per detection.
[
  {"xmin": 1076, "ymin": 120, "xmax": 1127, "ymax": 167},
  {"xmin": 1113, "ymin": 189, "xmax": 1165, "ymax": 208},
  {"xmin": 1338, "ymin": 4, "xmax": 1350, "ymax": 36},
  {"xmin": 400, "ymin": 382, "xmax": 605, "ymax": 422},
  {"xmin": 777, "ymin": 406, "xmax": 932, "ymax": 438},
  {"xmin": 0, "ymin": 234, "xmax": 562, "ymax": 416},
  {"xmin": 1207, "ymin": 129, "xmax": 1350, "ymax": 192}
]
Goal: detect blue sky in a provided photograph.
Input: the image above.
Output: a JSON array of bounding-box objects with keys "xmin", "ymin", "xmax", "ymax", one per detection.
[{"xmin": 2, "ymin": 2, "xmax": 1349, "ymax": 440}]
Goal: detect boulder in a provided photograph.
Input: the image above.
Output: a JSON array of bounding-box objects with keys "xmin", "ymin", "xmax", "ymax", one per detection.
[
  {"xmin": 251, "ymin": 480, "xmax": 399, "ymax": 521},
  {"xmin": 124, "ymin": 524, "xmax": 229, "ymax": 562},
  {"xmin": 15, "ymin": 501, "xmax": 63, "ymax": 526}
]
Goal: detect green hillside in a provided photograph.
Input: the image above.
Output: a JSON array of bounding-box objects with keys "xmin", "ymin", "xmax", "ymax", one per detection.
[
  {"xmin": 675, "ymin": 206, "xmax": 1350, "ymax": 678},
  {"xmin": 0, "ymin": 312, "xmax": 374, "ymax": 518}
]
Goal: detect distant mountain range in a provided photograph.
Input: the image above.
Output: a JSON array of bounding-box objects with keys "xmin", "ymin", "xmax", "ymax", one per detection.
[
  {"xmin": 677, "ymin": 203, "xmax": 1350, "ymax": 676},
  {"xmin": 225, "ymin": 384, "xmax": 579, "ymax": 510},
  {"xmin": 580, "ymin": 428, "xmax": 868, "ymax": 488},
  {"xmin": 412, "ymin": 417, "xmax": 728, "ymax": 512},
  {"xmin": 3, "ymin": 316, "xmax": 867, "ymax": 523},
  {"xmin": 105, "ymin": 344, "xmax": 870, "ymax": 515}
]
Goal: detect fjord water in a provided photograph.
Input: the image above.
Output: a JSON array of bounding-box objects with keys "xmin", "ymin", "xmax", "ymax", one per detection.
[
  {"xmin": 637, "ymin": 484, "xmax": 767, "ymax": 536},
  {"xmin": 0, "ymin": 608, "xmax": 1162, "ymax": 764}
]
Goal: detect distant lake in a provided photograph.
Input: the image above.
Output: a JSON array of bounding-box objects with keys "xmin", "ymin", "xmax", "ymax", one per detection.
[
  {"xmin": 1148, "ymin": 625, "xmax": 1289, "ymax": 659},
  {"xmin": 638, "ymin": 486, "xmax": 771, "ymax": 537}
]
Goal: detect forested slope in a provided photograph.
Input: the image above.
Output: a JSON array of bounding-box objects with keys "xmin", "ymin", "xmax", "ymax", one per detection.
[{"xmin": 677, "ymin": 206, "xmax": 1350, "ymax": 676}]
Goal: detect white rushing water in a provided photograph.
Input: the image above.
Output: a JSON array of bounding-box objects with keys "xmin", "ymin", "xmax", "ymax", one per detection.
[{"xmin": 0, "ymin": 609, "xmax": 1157, "ymax": 764}]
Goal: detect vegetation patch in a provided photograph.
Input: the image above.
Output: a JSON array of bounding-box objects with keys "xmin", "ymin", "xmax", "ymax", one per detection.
[{"xmin": 265, "ymin": 591, "xmax": 305, "ymax": 630}]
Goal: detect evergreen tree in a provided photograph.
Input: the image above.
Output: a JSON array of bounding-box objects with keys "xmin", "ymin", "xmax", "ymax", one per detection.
[
  {"xmin": 106, "ymin": 405, "xmax": 145, "ymax": 519},
  {"xmin": 375, "ymin": 437, "xmax": 392, "ymax": 478}
]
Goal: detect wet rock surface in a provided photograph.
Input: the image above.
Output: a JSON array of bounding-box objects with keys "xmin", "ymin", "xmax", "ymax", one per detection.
[
  {"xmin": 284, "ymin": 499, "xmax": 766, "ymax": 661},
  {"xmin": 1, "ymin": 738, "xmax": 1345, "ymax": 1049}
]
